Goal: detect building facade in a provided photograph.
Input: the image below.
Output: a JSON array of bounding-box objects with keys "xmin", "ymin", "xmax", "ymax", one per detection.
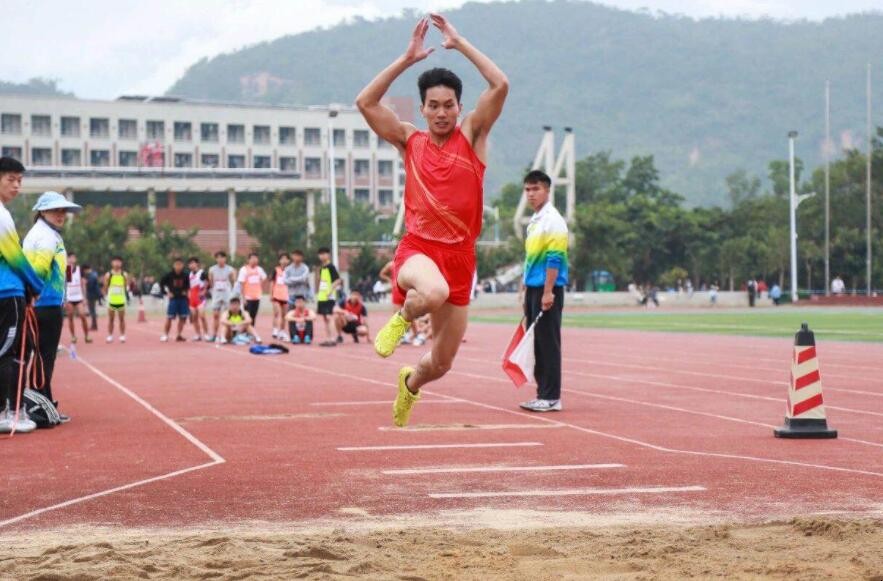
[{"xmin": 0, "ymin": 93, "xmax": 409, "ymax": 255}]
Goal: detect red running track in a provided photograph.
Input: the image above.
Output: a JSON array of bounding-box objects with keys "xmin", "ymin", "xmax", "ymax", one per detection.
[{"xmin": 1, "ymin": 313, "xmax": 881, "ymax": 531}]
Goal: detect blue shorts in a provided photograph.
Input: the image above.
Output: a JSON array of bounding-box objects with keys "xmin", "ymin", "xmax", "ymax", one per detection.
[{"xmin": 167, "ymin": 296, "xmax": 190, "ymax": 319}]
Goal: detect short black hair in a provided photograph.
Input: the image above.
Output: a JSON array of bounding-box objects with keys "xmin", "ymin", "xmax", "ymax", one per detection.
[
  {"xmin": 230, "ymin": 297, "xmax": 241, "ymax": 303},
  {"xmin": 418, "ymin": 68, "xmax": 462, "ymax": 105},
  {"xmin": 82, "ymin": 263, "xmax": 91, "ymax": 270},
  {"xmin": 524, "ymin": 170, "xmax": 552, "ymax": 189},
  {"xmin": 0, "ymin": 157, "xmax": 25, "ymax": 174},
  {"xmin": 294, "ymin": 294, "xmax": 306, "ymax": 301},
  {"xmin": 173, "ymin": 257, "xmax": 184, "ymax": 263},
  {"xmin": 111, "ymin": 255, "xmax": 123, "ymax": 262},
  {"xmin": 188, "ymin": 256, "xmax": 200, "ymax": 264},
  {"xmin": 214, "ymin": 250, "xmax": 227, "ymax": 258},
  {"xmin": 67, "ymin": 252, "xmax": 76, "ymax": 258},
  {"xmin": 291, "ymin": 249, "xmax": 304, "ymax": 257},
  {"xmin": 278, "ymin": 251, "xmax": 290, "ymax": 260},
  {"xmin": 317, "ymin": 247, "xmax": 330, "ymax": 255},
  {"xmin": 248, "ymin": 252, "xmax": 259, "ymax": 259}
]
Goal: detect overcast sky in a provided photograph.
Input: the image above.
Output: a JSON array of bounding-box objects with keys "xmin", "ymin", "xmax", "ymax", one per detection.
[{"xmin": 3, "ymin": 0, "xmax": 882, "ymax": 99}]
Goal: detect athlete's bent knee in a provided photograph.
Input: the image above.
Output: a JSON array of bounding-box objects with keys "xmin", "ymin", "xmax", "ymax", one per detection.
[{"xmin": 423, "ymin": 285, "xmax": 449, "ymax": 310}]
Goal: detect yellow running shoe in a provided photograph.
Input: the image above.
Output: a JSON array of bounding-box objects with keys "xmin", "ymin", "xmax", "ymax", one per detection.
[
  {"xmin": 393, "ymin": 366, "xmax": 419, "ymax": 427},
  {"xmin": 374, "ymin": 311, "xmax": 410, "ymax": 358}
]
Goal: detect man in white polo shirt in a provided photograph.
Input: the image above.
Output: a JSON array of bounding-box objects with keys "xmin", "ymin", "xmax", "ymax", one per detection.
[{"xmin": 519, "ymin": 170, "xmax": 568, "ymax": 412}]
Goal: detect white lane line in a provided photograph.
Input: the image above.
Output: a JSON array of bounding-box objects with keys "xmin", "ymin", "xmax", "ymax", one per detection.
[
  {"xmin": 383, "ymin": 464, "xmax": 625, "ymax": 475},
  {"xmin": 311, "ymin": 400, "xmax": 458, "ymax": 406},
  {"xmin": 338, "ymin": 442, "xmax": 543, "ymax": 452},
  {"xmin": 378, "ymin": 423, "xmax": 563, "ymax": 432},
  {"xmin": 429, "ymin": 485, "xmax": 706, "ymax": 499},
  {"xmin": 0, "ymin": 355, "xmax": 226, "ymax": 529}
]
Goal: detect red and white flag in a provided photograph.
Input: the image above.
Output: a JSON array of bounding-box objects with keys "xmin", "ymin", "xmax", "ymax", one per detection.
[{"xmin": 502, "ymin": 314, "xmax": 541, "ymax": 388}]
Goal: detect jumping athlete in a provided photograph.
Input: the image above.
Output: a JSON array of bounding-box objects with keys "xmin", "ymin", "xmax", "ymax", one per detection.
[{"xmin": 356, "ymin": 13, "xmax": 508, "ymax": 426}]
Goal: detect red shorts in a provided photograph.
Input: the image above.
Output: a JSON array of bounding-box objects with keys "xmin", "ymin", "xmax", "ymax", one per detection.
[
  {"xmin": 392, "ymin": 234, "xmax": 476, "ymax": 307},
  {"xmin": 188, "ymin": 289, "xmax": 205, "ymax": 309}
]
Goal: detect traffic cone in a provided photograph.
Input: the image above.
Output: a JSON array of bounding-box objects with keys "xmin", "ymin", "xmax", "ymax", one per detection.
[
  {"xmin": 137, "ymin": 298, "xmax": 147, "ymax": 323},
  {"xmin": 774, "ymin": 323, "xmax": 837, "ymax": 439}
]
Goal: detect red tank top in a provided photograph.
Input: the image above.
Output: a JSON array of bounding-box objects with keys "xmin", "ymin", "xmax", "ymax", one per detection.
[{"xmin": 404, "ymin": 127, "xmax": 485, "ymax": 246}]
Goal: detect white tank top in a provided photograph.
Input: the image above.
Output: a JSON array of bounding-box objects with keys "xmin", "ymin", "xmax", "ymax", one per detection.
[{"xmin": 66, "ymin": 265, "xmax": 84, "ymax": 302}]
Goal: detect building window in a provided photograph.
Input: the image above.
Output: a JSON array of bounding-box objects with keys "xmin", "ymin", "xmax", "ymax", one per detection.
[
  {"xmin": 31, "ymin": 115, "xmax": 51, "ymax": 137},
  {"xmin": 90, "ymin": 118, "xmax": 110, "ymax": 138},
  {"xmin": 378, "ymin": 138, "xmax": 392, "ymax": 149},
  {"xmin": 304, "ymin": 157, "xmax": 322, "ymax": 177},
  {"xmin": 61, "ymin": 116, "xmax": 80, "ymax": 137},
  {"xmin": 354, "ymin": 189, "xmax": 370, "ymax": 203},
  {"xmin": 118, "ymin": 119, "xmax": 137, "ymax": 140},
  {"xmin": 201, "ymin": 123, "xmax": 219, "ymax": 143},
  {"xmin": 279, "ymin": 126, "xmax": 296, "ymax": 145},
  {"xmin": 174, "ymin": 153, "xmax": 193, "ymax": 168},
  {"xmin": 379, "ymin": 189, "xmax": 394, "ymax": 207},
  {"xmin": 333, "ymin": 129, "xmax": 346, "ymax": 147},
  {"xmin": 146, "ymin": 120, "xmax": 165, "ymax": 141},
  {"xmin": 280, "ymin": 157, "xmax": 297, "ymax": 171},
  {"xmin": 304, "ymin": 127, "xmax": 321, "ymax": 146},
  {"xmin": 354, "ymin": 159, "xmax": 370, "ymax": 177},
  {"xmin": 253, "ymin": 125, "xmax": 270, "ymax": 145},
  {"xmin": 1, "ymin": 114, "xmax": 22, "ymax": 135},
  {"xmin": 1, "ymin": 146, "xmax": 22, "ymax": 160},
  {"xmin": 227, "ymin": 124, "xmax": 245, "ymax": 144},
  {"xmin": 254, "ymin": 155, "xmax": 272, "ymax": 169},
  {"xmin": 334, "ymin": 158, "xmax": 345, "ymax": 174},
  {"xmin": 118, "ymin": 151, "xmax": 138, "ymax": 167},
  {"xmin": 228, "ymin": 154, "xmax": 246, "ymax": 168},
  {"xmin": 353, "ymin": 130, "xmax": 370, "ymax": 148},
  {"xmin": 174, "ymin": 122, "xmax": 192, "ymax": 142},
  {"xmin": 91, "ymin": 150, "xmax": 110, "ymax": 167},
  {"xmin": 31, "ymin": 148, "xmax": 52, "ymax": 166},
  {"xmin": 61, "ymin": 149, "xmax": 82, "ymax": 166},
  {"xmin": 201, "ymin": 154, "xmax": 219, "ymax": 168},
  {"xmin": 378, "ymin": 160, "xmax": 393, "ymax": 177}
]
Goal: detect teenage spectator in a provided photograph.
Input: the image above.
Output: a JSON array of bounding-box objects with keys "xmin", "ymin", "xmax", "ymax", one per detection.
[
  {"xmin": 747, "ymin": 278, "xmax": 757, "ymax": 307},
  {"xmin": 770, "ymin": 283, "xmax": 782, "ymax": 306},
  {"xmin": 315, "ymin": 247, "xmax": 342, "ymax": 346},
  {"xmin": 709, "ymin": 281, "xmax": 719, "ymax": 306},
  {"xmin": 334, "ymin": 290, "xmax": 370, "ymax": 343},
  {"xmin": 83, "ymin": 263, "xmax": 101, "ymax": 331},
  {"xmin": 831, "ymin": 275, "xmax": 845, "ymax": 295},
  {"xmin": 219, "ymin": 297, "xmax": 260, "ymax": 344},
  {"xmin": 284, "ymin": 249, "xmax": 311, "ymax": 308},
  {"xmin": 237, "ymin": 252, "xmax": 267, "ymax": 326},
  {"xmin": 285, "ymin": 295, "xmax": 316, "ymax": 344},
  {"xmin": 270, "ymin": 252, "xmax": 291, "ymax": 340},
  {"xmin": 188, "ymin": 257, "xmax": 209, "ymax": 341},
  {"xmin": 208, "ymin": 251, "xmax": 236, "ymax": 342},
  {"xmin": 23, "ymin": 191, "xmax": 82, "ymax": 423},
  {"xmin": 64, "ymin": 252, "xmax": 91, "ymax": 344},
  {"xmin": 160, "ymin": 257, "xmax": 190, "ymax": 342},
  {"xmin": 102, "ymin": 256, "xmax": 129, "ymax": 343},
  {"xmin": 0, "ymin": 157, "xmax": 44, "ymax": 434}
]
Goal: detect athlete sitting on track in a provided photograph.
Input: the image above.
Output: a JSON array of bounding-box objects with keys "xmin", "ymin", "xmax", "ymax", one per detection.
[
  {"xmin": 356, "ymin": 13, "xmax": 508, "ymax": 426},
  {"xmin": 219, "ymin": 297, "xmax": 260, "ymax": 344}
]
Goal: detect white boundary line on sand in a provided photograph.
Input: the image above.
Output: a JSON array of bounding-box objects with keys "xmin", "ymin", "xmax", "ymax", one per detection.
[
  {"xmin": 429, "ymin": 485, "xmax": 707, "ymax": 499},
  {"xmin": 311, "ymin": 400, "xmax": 460, "ymax": 406},
  {"xmin": 377, "ymin": 423, "xmax": 563, "ymax": 432},
  {"xmin": 338, "ymin": 442, "xmax": 543, "ymax": 452},
  {"xmin": 0, "ymin": 355, "xmax": 225, "ymax": 529},
  {"xmin": 383, "ymin": 463, "xmax": 625, "ymax": 475}
]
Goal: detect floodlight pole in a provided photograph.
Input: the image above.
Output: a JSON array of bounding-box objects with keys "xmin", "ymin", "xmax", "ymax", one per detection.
[
  {"xmin": 824, "ymin": 80, "xmax": 831, "ymax": 297},
  {"xmin": 789, "ymin": 131, "xmax": 799, "ymax": 303},
  {"xmin": 328, "ymin": 108, "xmax": 340, "ymax": 267}
]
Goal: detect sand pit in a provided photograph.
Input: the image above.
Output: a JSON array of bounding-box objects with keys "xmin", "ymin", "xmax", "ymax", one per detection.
[{"xmin": 2, "ymin": 513, "xmax": 881, "ymax": 580}]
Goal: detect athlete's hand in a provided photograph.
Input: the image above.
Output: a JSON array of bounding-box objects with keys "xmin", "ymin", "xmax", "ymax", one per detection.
[
  {"xmin": 430, "ymin": 13, "xmax": 462, "ymax": 50},
  {"xmin": 404, "ymin": 18, "xmax": 434, "ymax": 64},
  {"xmin": 541, "ymin": 291, "xmax": 554, "ymax": 311}
]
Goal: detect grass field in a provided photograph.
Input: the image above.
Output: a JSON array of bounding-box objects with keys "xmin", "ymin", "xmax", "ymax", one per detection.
[{"xmin": 473, "ymin": 307, "xmax": 883, "ymax": 342}]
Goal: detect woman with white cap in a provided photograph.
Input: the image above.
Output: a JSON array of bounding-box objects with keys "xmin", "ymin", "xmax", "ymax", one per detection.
[{"xmin": 22, "ymin": 191, "xmax": 82, "ymax": 424}]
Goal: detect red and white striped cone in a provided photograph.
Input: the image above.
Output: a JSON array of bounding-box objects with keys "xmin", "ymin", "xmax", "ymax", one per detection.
[
  {"xmin": 774, "ymin": 323, "xmax": 837, "ymax": 439},
  {"xmin": 137, "ymin": 298, "xmax": 147, "ymax": 323}
]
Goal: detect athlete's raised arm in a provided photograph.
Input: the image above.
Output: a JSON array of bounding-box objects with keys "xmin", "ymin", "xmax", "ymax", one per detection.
[
  {"xmin": 430, "ymin": 13, "xmax": 508, "ymax": 156},
  {"xmin": 356, "ymin": 18, "xmax": 434, "ymax": 152}
]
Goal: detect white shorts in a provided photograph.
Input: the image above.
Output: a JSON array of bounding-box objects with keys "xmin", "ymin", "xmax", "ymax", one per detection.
[{"xmin": 211, "ymin": 294, "xmax": 230, "ymax": 312}]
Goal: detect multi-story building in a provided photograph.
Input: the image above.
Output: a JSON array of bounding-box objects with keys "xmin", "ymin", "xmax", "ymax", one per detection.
[{"xmin": 0, "ymin": 93, "xmax": 410, "ymax": 256}]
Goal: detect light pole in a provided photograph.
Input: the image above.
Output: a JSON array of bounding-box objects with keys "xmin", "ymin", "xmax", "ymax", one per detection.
[
  {"xmin": 788, "ymin": 130, "xmax": 815, "ymax": 303},
  {"xmin": 824, "ymin": 80, "xmax": 831, "ymax": 297},
  {"xmin": 327, "ymin": 107, "xmax": 340, "ymax": 268}
]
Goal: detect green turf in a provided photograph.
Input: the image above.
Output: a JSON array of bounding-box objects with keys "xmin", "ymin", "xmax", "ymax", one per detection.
[{"xmin": 472, "ymin": 308, "xmax": 883, "ymax": 342}]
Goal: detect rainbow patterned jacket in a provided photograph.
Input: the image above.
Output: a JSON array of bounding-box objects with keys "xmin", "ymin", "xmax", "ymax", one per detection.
[
  {"xmin": 523, "ymin": 201, "xmax": 569, "ymax": 288},
  {"xmin": 23, "ymin": 217, "xmax": 66, "ymax": 307},
  {"xmin": 0, "ymin": 202, "xmax": 44, "ymax": 299}
]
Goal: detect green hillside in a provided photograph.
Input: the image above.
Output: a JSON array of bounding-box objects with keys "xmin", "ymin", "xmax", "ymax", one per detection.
[
  {"xmin": 0, "ymin": 78, "xmax": 71, "ymax": 97},
  {"xmin": 168, "ymin": 0, "xmax": 883, "ymax": 205}
]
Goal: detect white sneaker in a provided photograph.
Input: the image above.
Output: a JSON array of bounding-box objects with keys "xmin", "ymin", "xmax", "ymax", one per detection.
[
  {"xmin": 254, "ymin": 335, "xmax": 262, "ymax": 344},
  {"xmin": 217, "ymin": 336, "xmax": 228, "ymax": 345},
  {"xmin": 192, "ymin": 335, "xmax": 202, "ymax": 342},
  {"xmin": 14, "ymin": 407, "xmax": 37, "ymax": 433},
  {"xmin": 106, "ymin": 335, "xmax": 114, "ymax": 343},
  {"xmin": 160, "ymin": 335, "xmax": 169, "ymax": 342},
  {"xmin": 271, "ymin": 329, "xmax": 279, "ymax": 339},
  {"xmin": 520, "ymin": 399, "xmax": 562, "ymax": 412},
  {"xmin": 413, "ymin": 333, "xmax": 427, "ymax": 346},
  {"xmin": 203, "ymin": 334, "xmax": 212, "ymax": 342},
  {"xmin": 119, "ymin": 335, "xmax": 126, "ymax": 343},
  {"xmin": 0, "ymin": 408, "xmax": 13, "ymax": 434}
]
